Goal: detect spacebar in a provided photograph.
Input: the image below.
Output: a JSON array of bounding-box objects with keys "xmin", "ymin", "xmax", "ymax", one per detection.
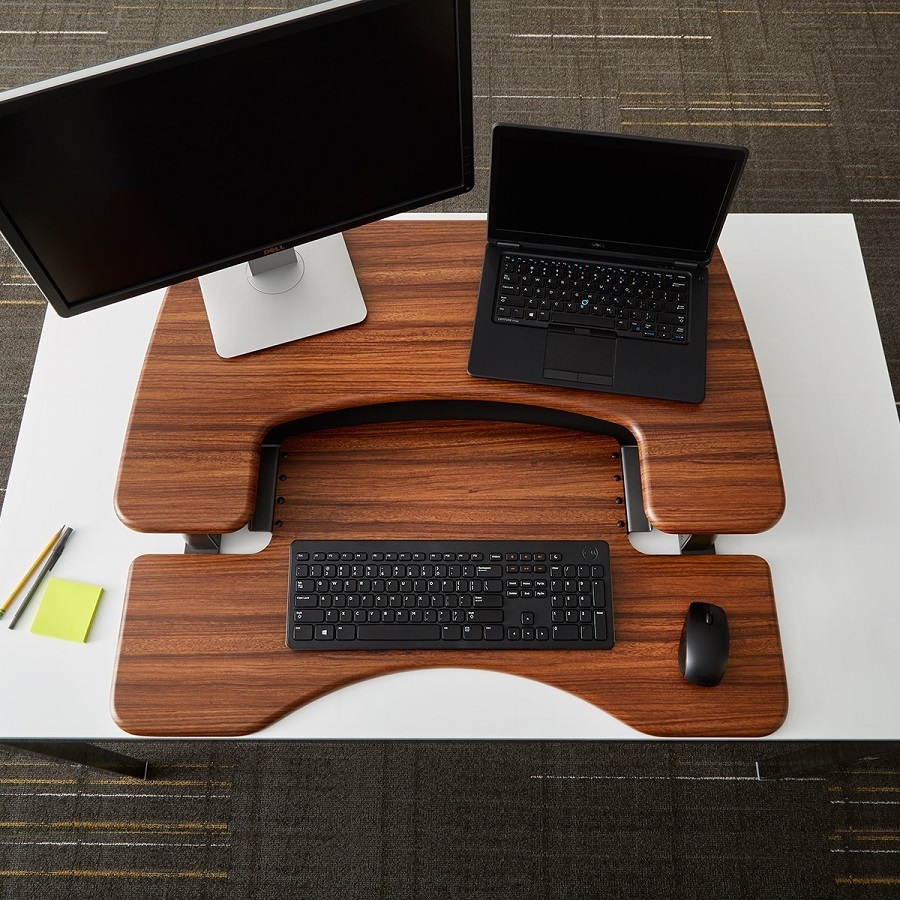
[
  {"xmin": 550, "ymin": 312, "xmax": 615, "ymax": 330},
  {"xmin": 357, "ymin": 624, "xmax": 442, "ymax": 641}
]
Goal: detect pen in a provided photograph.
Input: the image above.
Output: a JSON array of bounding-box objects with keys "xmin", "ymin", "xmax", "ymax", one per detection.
[
  {"xmin": 0, "ymin": 526, "xmax": 65, "ymax": 619},
  {"xmin": 8, "ymin": 526, "xmax": 74, "ymax": 630}
]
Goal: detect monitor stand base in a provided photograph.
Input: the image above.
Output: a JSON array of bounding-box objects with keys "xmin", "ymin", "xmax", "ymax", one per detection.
[{"xmin": 199, "ymin": 232, "xmax": 367, "ymax": 358}]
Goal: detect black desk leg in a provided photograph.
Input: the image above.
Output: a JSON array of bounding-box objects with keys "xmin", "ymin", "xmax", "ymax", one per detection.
[
  {"xmin": 2, "ymin": 740, "xmax": 149, "ymax": 780},
  {"xmin": 755, "ymin": 741, "xmax": 900, "ymax": 780}
]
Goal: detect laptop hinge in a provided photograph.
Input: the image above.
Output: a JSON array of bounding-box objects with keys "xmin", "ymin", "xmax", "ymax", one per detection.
[{"xmin": 496, "ymin": 241, "xmax": 520, "ymax": 250}]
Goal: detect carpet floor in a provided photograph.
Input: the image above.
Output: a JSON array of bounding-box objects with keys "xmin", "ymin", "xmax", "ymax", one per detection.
[{"xmin": 1, "ymin": 740, "xmax": 899, "ymax": 899}]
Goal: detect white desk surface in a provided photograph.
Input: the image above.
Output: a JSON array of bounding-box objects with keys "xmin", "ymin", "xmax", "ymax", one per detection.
[{"xmin": 1, "ymin": 213, "xmax": 898, "ymax": 740}]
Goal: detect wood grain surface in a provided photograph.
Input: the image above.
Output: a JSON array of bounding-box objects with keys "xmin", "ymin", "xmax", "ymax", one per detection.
[
  {"xmin": 115, "ymin": 220, "xmax": 785, "ymax": 537},
  {"xmin": 113, "ymin": 421, "xmax": 788, "ymax": 737}
]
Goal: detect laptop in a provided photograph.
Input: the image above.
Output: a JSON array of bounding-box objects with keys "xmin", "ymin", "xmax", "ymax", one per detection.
[{"xmin": 467, "ymin": 124, "xmax": 748, "ymax": 403}]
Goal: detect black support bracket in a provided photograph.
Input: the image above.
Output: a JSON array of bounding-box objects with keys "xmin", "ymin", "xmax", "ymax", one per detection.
[
  {"xmin": 183, "ymin": 533, "xmax": 222, "ymax": 554},
  {"xmin": 678, "ymin": 533, "xmax": 717, "ymax": 555},
  {"xmin": 250, "ymin": 443, "xmax": 282, "ymax": 532},
  {"xmin": 620, "ymin": 444, "xmax": 650, "ymax": 533}
]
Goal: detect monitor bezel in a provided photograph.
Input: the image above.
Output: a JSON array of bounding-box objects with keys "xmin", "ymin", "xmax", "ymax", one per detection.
[
  {"xmin": 0, "ymin": 0, "xmax": 474, "ymax": 317},
  {"xmin": 487, "ymin": 123, "xmax": 747, "ymax": 267}
]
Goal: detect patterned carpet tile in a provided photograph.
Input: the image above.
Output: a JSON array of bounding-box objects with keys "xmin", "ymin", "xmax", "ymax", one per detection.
[{"xmin": 0, "ymin": 741, "xmax": 897, "ymax": 899}]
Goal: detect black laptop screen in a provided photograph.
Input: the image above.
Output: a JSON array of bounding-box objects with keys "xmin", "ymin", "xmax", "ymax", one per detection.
[{"xmin": 489, "ymin": 125, "xmax": 747, "ymax": 264}]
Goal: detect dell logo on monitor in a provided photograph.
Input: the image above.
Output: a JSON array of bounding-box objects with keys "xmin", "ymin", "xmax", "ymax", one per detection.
[{"xmin": 263, "ymin": 244, "xmax": 287, "ymax": 255}]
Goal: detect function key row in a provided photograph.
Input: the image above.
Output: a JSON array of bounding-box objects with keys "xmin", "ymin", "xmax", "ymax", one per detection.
[
  {"xmin": 296, "ymin": 549, "xmax": 557, "ymax": 563},
  {"xmin": 297, "ymin": 551, "xmax": 485, "ymax": 562},
  {"xmin": 296, "ymin": 563, "xmax": 502, "ymax": 578}
]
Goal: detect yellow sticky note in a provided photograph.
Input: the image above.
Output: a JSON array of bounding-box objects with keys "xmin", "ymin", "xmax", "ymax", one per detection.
[{"xmin": 30, "ymin": 577, "xmax": 103, "ymax": 642}]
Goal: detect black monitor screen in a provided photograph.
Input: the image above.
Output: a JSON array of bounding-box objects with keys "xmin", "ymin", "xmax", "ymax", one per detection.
[
  {"xmin": 0, "ymin": 0, "xmax": 473, "ymax": 314},
  {"xmin": 489, "ymin": 124, "xmax": 746, "ymax": 264}
]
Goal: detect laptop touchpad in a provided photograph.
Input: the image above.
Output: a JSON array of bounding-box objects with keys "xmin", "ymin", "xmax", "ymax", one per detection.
[{"xmin": 543, "ymin": 328, "xmax": 616, "ymax": 385}]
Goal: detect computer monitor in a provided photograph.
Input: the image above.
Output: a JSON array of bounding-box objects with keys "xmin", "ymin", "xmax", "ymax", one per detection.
[{"xmin": 0, "ymin": 0, "xmax": 474, "ymax": 357}]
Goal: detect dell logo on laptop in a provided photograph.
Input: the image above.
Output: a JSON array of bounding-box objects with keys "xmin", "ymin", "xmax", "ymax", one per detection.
[{"xmin": 590, "ymin": 242, "xmax": 606, "ymax": 249}]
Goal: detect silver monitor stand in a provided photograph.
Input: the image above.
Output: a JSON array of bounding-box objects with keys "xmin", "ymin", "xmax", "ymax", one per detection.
[{"xmin": 198, "ymin": 232, "xmax": 367, "ymax": 358}]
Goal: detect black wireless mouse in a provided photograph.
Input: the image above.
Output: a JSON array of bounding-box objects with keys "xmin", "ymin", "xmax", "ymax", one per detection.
[{"xmin": 678, "ymin": 602, "xmax": 730, "ymax": 687}]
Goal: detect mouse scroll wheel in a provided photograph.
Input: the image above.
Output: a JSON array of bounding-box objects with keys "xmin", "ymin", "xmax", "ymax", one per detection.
[{"xmin": 705, "ymin": 610, "xmax": 714, "ymax": 626}]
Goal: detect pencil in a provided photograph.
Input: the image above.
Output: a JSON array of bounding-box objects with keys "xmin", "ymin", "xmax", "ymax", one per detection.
[{"xmin": 0, "ymin": 526, "xmax": 65, "ymax": 618}]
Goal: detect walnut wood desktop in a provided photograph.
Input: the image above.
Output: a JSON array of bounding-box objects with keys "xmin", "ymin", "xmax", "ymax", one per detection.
[
  {"xmin": 112, "ymin": 220, "xmax": 788, "ymax": 738},
  {"xmin": 115, "ymin": 221, "xmax": 784, "ymax": 536}
]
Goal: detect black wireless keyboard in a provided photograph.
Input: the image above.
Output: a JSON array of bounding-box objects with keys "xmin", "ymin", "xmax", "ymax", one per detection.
[{"xmin": 286, "ymin": 540, "xmax": 613, "ymax": 650}]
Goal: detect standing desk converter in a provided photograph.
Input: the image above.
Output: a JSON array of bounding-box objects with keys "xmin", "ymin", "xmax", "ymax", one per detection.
[{"xmin": 113, "ymin": 219, "xmax": 787, "ymax": 738}]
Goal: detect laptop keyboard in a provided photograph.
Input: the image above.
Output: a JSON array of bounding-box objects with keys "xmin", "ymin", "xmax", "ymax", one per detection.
[
  {"xmin": 495, "ymin": 253, "xmax": 691, "ymax": 343},
  {"xmin": 286, "ymin": 539, "xmax": 613, "ymax": 650}
]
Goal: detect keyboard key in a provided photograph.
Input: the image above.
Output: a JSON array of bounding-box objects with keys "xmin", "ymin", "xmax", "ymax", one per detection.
[
  {"xmin": 466, "ymin": 609, "xmax": 503, "ymax": 623},
  {"xmin": 357, "ymin": 624, "xmax": 442, "ymax": 641},
  {"xmin": 294, "ymin": 609, "xmax": 325, "ymax": 623},
  {"xmin": 551, "ymin": 312, "xmax": 615, "ymax": 330},
  {"xmin": 594, "ymin": 611, "xmax": 608, "ymax": 641},
  {"xmin": 472, "ymin": 594, "xmax": 503, "ymax": 607},
  {"xmin": 552, "ymin": 624, "xmax": 579, "ymax": 641}
]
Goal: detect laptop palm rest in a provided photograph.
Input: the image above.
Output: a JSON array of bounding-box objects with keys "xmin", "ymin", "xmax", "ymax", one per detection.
[{"xmin": 542, "ymin": 325, "xmax": 617, "ymax": 385}]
